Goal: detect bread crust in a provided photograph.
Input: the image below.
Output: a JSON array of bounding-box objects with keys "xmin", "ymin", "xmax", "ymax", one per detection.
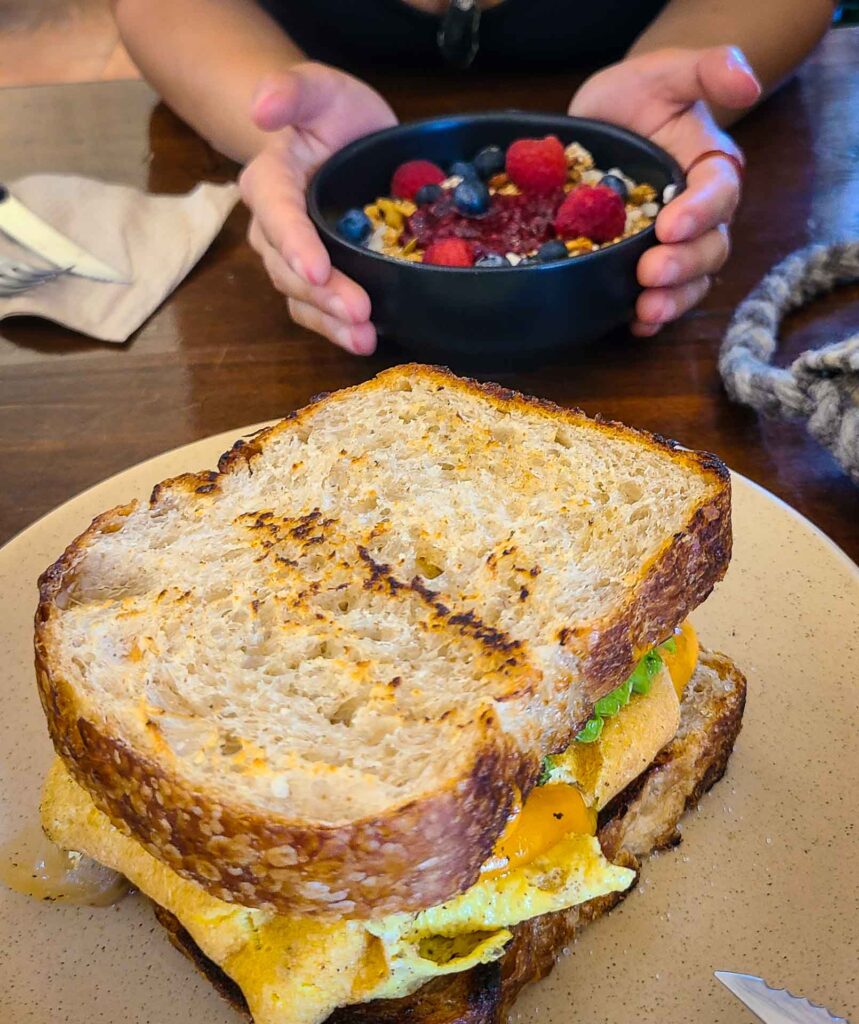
[
  {"xmin": 34, "ymin": 365, "xmax": 731, "ymax": 917},
  {"xmin": 154, "ymin": 649, "xmax": 746, "ymax": 1024}
]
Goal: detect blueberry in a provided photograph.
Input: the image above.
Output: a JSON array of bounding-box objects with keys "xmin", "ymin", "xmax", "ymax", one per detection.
[
  {"xmin": 414, "ymin": 183, "xmax": 443, "ymax": 206},
  {"xmin": 335, "ymin": 208, "xmax": 372, "ymax": 244},
  {"xmin": 475, "ymin": 252, "xmax": 510, "ymax": 268},
  {"xmin": 450, "ymin": 160, "xmax": 479, "ymax": 181},
  {"xmin": 473, "ymin": 145, "xmax": 505, "ymax": 180},
  {"xmin": 600, "ymin": 174, "xmax": 628, "ymax": 199},
  {"xmin": 536, "ymin": 240, "xmax": 569, "ymax": 263},
  {"xmin": 453, "ymin": 179, "xmax": 490, "ymax": 217}
]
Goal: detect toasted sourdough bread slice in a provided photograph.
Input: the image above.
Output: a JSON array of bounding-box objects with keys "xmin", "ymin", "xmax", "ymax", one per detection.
[
  {"xmin": 155, "ymin": 649, "xmax": 746, "ymax": 1024},
  {"xmin": 35, "ymin": 365, "xmax": 731, "ymax": 917}
]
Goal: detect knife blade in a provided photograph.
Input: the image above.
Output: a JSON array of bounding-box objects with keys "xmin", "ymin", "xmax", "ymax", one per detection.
[
  {"xmin": 0, "ymin": 184, "xmax": 127, "ymax": 283},
  {"xmin": 715, "ymin": 972, "xmax": 850, "ymax": 1024}
]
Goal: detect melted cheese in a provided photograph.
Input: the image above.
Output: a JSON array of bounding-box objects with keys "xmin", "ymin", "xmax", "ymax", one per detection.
[
  {"xmin": 547, "ymin": 622, "xmax": 698, "ymax": 808},
  {"xmin": 662, "ymin": 621, "xmax": 699, "ymax": 698},
  {"xmin": 550, "ymin": 669, "xmax": 681, "ymax": 808},
  {"xmin": 480, "ymin": 783, "xmax": 596, "ymax": 879}
]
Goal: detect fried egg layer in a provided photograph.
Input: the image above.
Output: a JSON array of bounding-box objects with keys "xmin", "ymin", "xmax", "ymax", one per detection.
[{"xmin": 41, "ymin": 762, "xmax": 632, "ymax": 1024}]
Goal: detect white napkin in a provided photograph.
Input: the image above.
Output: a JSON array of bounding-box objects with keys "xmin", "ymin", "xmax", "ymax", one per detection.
[{"xmin": 0, "ymin": 174, "xmax": 240, "ymax": 343}]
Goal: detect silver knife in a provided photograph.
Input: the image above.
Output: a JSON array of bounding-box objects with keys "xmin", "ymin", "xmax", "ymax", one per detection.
[
  {"xmin": 716, "ymin": 972, "xmax": 850, "ymax": 1024},
  {"xmin": 0, "ymin": 183, "xmax": 127, "ymax": 283}
]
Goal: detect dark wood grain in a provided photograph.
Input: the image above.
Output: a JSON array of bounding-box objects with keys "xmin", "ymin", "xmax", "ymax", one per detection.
[{"xmin": 1, "ymin": 31, "xmax": 858, "ymax": 562}]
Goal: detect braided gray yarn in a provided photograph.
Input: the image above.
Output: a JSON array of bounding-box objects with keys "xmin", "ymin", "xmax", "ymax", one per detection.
[{"xmin": 719, "ymin": 242, "xmax": 859, "ymax": 484}]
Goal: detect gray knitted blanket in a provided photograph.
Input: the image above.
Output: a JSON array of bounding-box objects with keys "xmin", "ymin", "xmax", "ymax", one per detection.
[{"xmin": 719, "ymin": 242, "xmax": 859, "ymax": 484}]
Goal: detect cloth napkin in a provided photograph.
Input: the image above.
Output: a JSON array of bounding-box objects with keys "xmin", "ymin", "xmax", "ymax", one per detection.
[{"xmin": 0, "ymin": 174, "xmax": 240, "ymax": 342}]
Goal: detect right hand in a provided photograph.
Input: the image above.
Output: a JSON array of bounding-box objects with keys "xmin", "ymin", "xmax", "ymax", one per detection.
[{"xmin": 240, "ymin": 63, "xmax": 397, "ymax": 354}]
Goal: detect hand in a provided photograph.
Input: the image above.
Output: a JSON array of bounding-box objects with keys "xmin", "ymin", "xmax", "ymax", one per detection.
[
  {"xmin": 239, "ymin": 63, "xmax": 397, "ymax": 354},
  {"xmin": 570, "ymin": 46, "xmax": 761, "ymax": 336}
]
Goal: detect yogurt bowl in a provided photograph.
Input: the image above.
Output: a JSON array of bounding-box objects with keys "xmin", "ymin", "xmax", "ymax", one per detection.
[{"xmin": 307, "ymin": 112, "xmax": 684, "ymax": 370}]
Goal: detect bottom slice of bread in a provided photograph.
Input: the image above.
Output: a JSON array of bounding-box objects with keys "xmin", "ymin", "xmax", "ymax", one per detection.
[{"xmin": 155, "ymin": 650, "xmax": 746, "ymax": 1024}]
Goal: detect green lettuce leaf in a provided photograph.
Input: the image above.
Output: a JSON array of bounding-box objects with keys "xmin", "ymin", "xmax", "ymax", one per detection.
[{"xmin": 575, "ymin": 637, "xmax": 674, "ymax": 745}]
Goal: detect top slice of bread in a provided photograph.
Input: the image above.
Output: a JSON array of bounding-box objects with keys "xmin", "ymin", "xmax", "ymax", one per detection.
[{"xmin": 35, "ymin": 365, "xmax": 731, "ymax": 918}]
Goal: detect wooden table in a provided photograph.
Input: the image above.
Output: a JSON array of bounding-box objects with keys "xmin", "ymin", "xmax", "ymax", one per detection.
[{"xmin": 1, "ymin": 29, "xmax": 858, "ymax": 562}]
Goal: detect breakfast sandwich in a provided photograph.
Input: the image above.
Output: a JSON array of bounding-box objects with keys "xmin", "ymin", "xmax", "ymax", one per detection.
[{"xmin": 34, "ymin": 365, "xmax": 745, "ymax": 1024}]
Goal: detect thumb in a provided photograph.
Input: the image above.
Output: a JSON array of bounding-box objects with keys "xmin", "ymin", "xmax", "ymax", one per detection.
[
  {"xmin": 570, "ymin": 45, "xmax": 761, "ymax": 135},
  {"xmin": 606, "ymin": 45, "xmax": 761, "ymax": 115},
  {"xmin": 251, "ymin": 65, "xmax": 329, "ymax": 133},
  {"xmin": 696, "ymin": 46, "xmax": 762, "ymax": 111}
]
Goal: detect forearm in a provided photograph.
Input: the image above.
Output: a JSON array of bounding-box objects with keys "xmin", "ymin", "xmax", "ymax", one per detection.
[
  {"xmin": 629, "ymin": 0, "xmax": 833, "ymax": 123},
  {"xmin": 113, "ymin": 0, "xmax": 305, "ymax": 161}
]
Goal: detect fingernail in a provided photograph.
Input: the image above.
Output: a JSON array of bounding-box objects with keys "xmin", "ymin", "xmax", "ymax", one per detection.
[
  {"xmin": 352, "ymin": 332, "xmax": 376, "ymax": 356},
  {"xmin": 250, "ymin": 78, "xmax": 282, "ymax": 123},
  {"xmin": 330, "ymin": 296, "xmax": 349, "ymax": 321},
  {"xmin": 727, "ymin": 46, "xmax": 753, "ymax": 75},
  {"xmin": 655, "ymin": 296, "xmax": 675, "ymax": 322},
  {"xmin": 632, "ymin": 321, "xmax": 660, "ymax": 338},
  {"xmin": 659, "ymin": 259, "xmax": 680, "ymax": 286},
  {"xmin": 673, "ymin": 215, "xmax": 694, "ymax": 241},
  {"xmin": 335, "ymin": 325, "xmax": 355, "ymax": 351}
]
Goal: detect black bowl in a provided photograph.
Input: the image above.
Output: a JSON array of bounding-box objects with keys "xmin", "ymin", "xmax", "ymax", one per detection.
[{"xmin": 307, "ymin": 112, "xmax": 683, "ymax": 370}]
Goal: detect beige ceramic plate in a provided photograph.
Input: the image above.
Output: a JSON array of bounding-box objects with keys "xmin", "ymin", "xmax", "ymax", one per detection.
[{"xmin": 0, "ymin": 426, "xmax": 857, "ymax": 1024}]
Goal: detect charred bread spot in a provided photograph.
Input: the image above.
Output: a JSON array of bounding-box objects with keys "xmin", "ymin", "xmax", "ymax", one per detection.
[
  {"xmin": 235, "ymin": 509, "xmax": 336, "ymax": 555},
  {"xmin": 357, "ymin": 547, "xmax": 405, "ymax": 595},
  {"xmin": 194, "ymin": 471, "xmax": 220, "ymax": 495},
  {"xmin": 357, "ymin": 549, "xmax": 524, "ymax": 667},
  {"xmin": 217, "ymin": 433, "xmax": 269, "ymax": 475},
  {"xmin": 445, "ymin": 612, "xmax": 520, "ymax": 656},
  {"xmin": 150, "ymin": 471, "xmax": 222, "ymax": 502},
  {"xmin": 247, "ymin": 512, "xmax": 275, "ymax": 529},
  {"xmin": 289, "ymin": 510, "xmax": 323, "ymax": 539},
  {"xmin": 408, "ymin": 576, "xmax": 440, "ymax": 603},
  {"xmin": 216, "ymin": 439, "xmax": 249, "ymax": 474}
]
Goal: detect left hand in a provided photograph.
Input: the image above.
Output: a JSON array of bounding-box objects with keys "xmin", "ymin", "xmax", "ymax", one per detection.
[{"xmin": 570, "ymin": 46, "xmax": 761, "ymax": 336}]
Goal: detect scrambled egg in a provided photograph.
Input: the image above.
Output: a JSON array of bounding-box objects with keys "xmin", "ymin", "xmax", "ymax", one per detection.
[{"xmin": 41, "ymin": 762, "xmax": 633, "ymax": 1024}]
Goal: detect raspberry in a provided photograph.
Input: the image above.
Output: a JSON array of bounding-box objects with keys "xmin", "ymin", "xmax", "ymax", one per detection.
[
  {"xmin": 554, "ymin": 184, "xmax": 626, "ymax": 244},
  {"xmin": 505, "ymin": 136, "xmax": 567, "ymax": 195},
  {"xmin": 423, "ymin": 238, "xmax": 475, "ymax": 267},
  {"xmin": 390, "ymin": 160, "xmax": 446, "ymax": 201}
]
